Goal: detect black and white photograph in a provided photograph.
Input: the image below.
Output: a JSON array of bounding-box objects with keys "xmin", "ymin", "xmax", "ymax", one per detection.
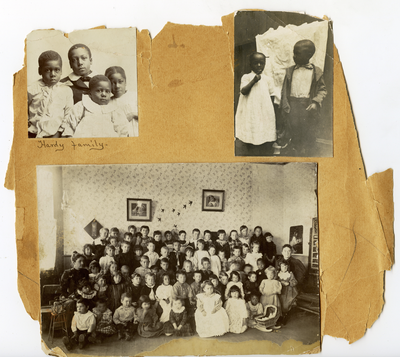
[
  {"xmin": 37, "ymin": 162, "xmax": 319, "ymax": 355},
  {"xmin": 127, "ymin": 198, "xmax": 152, "ymax": 221},
  {"xmin": 27, "ymin": 28, "xmax": 138, "ymax": 139},
  {"xmin": 202, "ymin": 189, "xmax": 225, "ymax": 212},
  {"xmin": 234, "ymin": 11, "xmax": 333, "ymax": 157}
]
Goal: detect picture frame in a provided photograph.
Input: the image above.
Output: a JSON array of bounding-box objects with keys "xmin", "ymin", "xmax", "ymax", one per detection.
[
  {"xmin": 202, "ymin": 189, "xmax": 225, "ymax": 212},
  {"xmin": 127, "ymin": 198, "xmax": 152, "ymax": 221},
  {"xmin": 289, "ymin": 225, "xmax": 304, "ymax": 254}
]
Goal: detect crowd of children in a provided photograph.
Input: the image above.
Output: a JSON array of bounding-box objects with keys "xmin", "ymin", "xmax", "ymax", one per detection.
[
  {"xmin": 60, "ymin": 225, "xmax": 300, "ymax": 351},
  {"xmin": 28, "ymin": 44, "xmax": 138, "ymax": 139}
]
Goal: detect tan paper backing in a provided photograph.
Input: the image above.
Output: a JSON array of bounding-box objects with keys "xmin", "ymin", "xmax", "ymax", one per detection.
[{"xmin": 6, "ymin": 12, "xmax": 394, "ymax": 355}]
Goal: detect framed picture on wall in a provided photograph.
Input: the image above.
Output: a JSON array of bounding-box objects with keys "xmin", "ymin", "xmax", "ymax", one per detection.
[
  {"xmin": 202, "ymin": 189, "xmax": 225, "ymax": 212},
  {"xmin": 127, "ymin": 198, "xmax": 152, "ymax": 221},
  {"xmin": 289, "ymin": 225, "xmax": 303, "ymax": 254}
]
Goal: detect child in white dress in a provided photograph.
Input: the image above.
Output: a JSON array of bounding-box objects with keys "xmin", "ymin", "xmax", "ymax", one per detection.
[
  {"xmin": 224, "ymin": 285, "xmax": 248, "ymax": 334},
  {"xmin": 195, "ymin": 281, "xmax": 229, "ymax": 338},
  {"xmin": 105, "ymin": 66, "xmax": 138, "ymax": 137},
  {"xmin": 156, "ymin": 273, "xmax": 174, "ymax": 323},
  {"xmin": 61, "ymin": 75, "xmax": 130, "ymax": 138},
  {"xmin": 235, "ymin": 52, "xmax": 277, "ymax": 154}
]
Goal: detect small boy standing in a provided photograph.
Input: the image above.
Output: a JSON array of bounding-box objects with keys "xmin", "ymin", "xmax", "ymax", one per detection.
[
  {"xmin": 113, "ymin": 293, "xmax": 138, "ymax": 340},
  {"xmin": 280, "ymin": 39, "xmax": 327, "ymax": 156},
  {"xmin": 28, "ymin": 50, "xmax": 73, "ymax": 138}
]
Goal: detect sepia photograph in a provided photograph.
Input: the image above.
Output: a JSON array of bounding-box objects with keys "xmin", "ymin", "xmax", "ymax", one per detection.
[
  {"xmin": 27, "ymin": 28, "xmax": 138, "ymax": 139},
  {"xmin": 234, "ymin": 11, "xmax": 333, "ymax": 158},
  {"xmin": 37, "ymin": 162, "xmax": 320, "ymax": 355},
  {"xmin": 202, "ymin": 189, "xmax": 225, "ymax": 212}
]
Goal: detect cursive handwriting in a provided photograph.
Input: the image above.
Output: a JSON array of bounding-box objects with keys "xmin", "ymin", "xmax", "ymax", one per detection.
[
  {"xmin": 37, "ymin": 140, "xmax": 64, "ymax": 151},
  {"xmin": 71, "ymin": 140, "xmax": 106, "ymax": 150}
]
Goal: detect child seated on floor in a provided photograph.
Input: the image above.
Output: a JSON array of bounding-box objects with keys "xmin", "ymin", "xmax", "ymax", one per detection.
[
  {"xmin": 94, "ymin": 274, "xmax": 108, "ymax": 300},
  {"xmin": 144, "ymin": 240, "xmax": 160, "ymax": 267},
  {"xmin": 190, "ymin": 270, "xmax": 203, "ymax": 301},
  {"xmin": 92, "ymin": 298, "xmax": 117, "ymax": 342},
  {"xmin": 155, "ymin": 272, "xmax": 174, "ymax": 323},
  {"xmin": 246, "ymin": 293, "xmax": 264, "ymax": 329},
  {"xmin": 61, "ymin": 75, "xmax": 130, "ymax": 138},
  {"xmin": 224, "ymin": 285, "xmax": 248, "ymax": 334},
  {"xmin": 225, "ymin": 271, "xmax": 245, "ymax": 301},
  {"xmin": 210, "ymin": 274, "xmax": 223, "ymax": 298},
  {"xmin": 164, "ymin": 298, "xmax": 194, "ymax": 337},
  {"xmin": 113, "ymin": 292, "xmax": 138, "ymax": 341},
  {"xmin": 28, "ymin": 50, "xmax": 73, "ymax": 138},
  {"xmin": 62, "ymin": 298, "xmax": 96, "ymax": 351},
  {"xmin": 194, "ymin": 281, "xmax": 229, "ymax": 338},
  {"xmin": 136, "ymin": 295, "xmax": 164, "ymax": 338}
]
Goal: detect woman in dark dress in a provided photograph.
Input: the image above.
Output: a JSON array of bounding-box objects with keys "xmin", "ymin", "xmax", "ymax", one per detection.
[{"xmin": 59, "ymin": 252, "xmax": 89, "ymax": 333}]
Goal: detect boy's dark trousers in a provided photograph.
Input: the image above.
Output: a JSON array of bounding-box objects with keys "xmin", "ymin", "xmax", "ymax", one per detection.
[
  {"xmin": 285, "ymin": 97, "xmax": 317, "ymax": 156},
  {"xmin": 117, "ymin": 321, "xmax": 138, "ymax": 339},
  {"xmin": 63, "ymin": 328, "xmax": 90, "ymax": 349}
]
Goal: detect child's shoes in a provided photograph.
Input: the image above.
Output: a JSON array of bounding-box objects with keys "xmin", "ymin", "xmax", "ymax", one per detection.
[
  {"xmin": 62, "ymin": 336, "xmax": 72, "ymax": 351},
  {"xmin": 78, "ymin": 334, "xmax": 86, "ymax": 349}
]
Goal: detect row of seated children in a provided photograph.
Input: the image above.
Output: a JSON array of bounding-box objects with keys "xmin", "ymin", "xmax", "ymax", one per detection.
[
  {"xmin": 28, "ymin": 45, "xmax": 138, "ymax": 139},
  {"xmin": 63, "ymin": 249, "xmax": 297, "ymax": 350},
  {"xmin": 62, "ymin": 265, "xmax": 295, "ymax": 351}
]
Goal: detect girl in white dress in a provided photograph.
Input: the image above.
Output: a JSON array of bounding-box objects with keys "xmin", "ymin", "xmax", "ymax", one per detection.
[
  {"xmin": 156, "ymin": 273, "xmax": 174, "ymax": 323},
  {"xmin": 224, "ymin": 285, "xmax": 248, "ymax": 334},
  {"xmin": 105, "ymin": 66, "xmax": 138, "ymax": 137},
  {"xmin": 195, "ymin": 281, "xmax": 229, "ymax": 338},
  {"xmin": 235, "ymin": 52, "xmax": 277, "ymax": 153}
]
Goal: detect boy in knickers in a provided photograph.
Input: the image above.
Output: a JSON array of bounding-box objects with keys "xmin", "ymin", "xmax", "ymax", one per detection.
[{"xmin": 280, "ymin": 40, "xmax": 327, "ymax": 156}]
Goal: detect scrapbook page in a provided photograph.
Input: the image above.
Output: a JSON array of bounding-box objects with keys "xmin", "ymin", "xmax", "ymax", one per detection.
[{"xmin": 3, "ymin": 6, "xmax": 396, "ymax": 357}]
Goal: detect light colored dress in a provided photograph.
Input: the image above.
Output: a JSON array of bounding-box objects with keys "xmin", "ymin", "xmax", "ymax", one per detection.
[
  {"xmin": 210, "ymin": 255, "xmax": 221, "ymax": 276},
  {"xmin": 259, "ymin": 279, "xmax": 282, "ymax": 310},
  {"xmin": 156, "ymin": 284, "xmax": 173, "ymax": 323},
  {"xmin": 235, "ymin": 72, "xmax": 277, "ymax": 145},
  {"xmin": 111, "ymin": 90, "xmax": 138, "ymax": 137},
  {"xmin": 63, "ymin": 94, "xmax": 129, "ymax": 138},
  {"xmin": 28, "ymin": 79, "xmax": 73, "ymax": 137},
  {"xmin": 224, "ymin": 298, "xmax": 248, "ymax": 333},
  {"xmin": 195, "ymin": 293, "xmax": 229, "ymax": 338}
]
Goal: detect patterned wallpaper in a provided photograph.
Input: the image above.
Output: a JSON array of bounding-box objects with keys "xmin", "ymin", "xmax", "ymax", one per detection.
[{"xmin": 62, "ymin": 163, "xmax": 253, "ymax": 253}]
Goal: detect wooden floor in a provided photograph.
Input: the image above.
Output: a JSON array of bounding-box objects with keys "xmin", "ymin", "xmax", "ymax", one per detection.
[{"xmin": 43, "ymin": 308, "xmax": 320, "ymax": 356}]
